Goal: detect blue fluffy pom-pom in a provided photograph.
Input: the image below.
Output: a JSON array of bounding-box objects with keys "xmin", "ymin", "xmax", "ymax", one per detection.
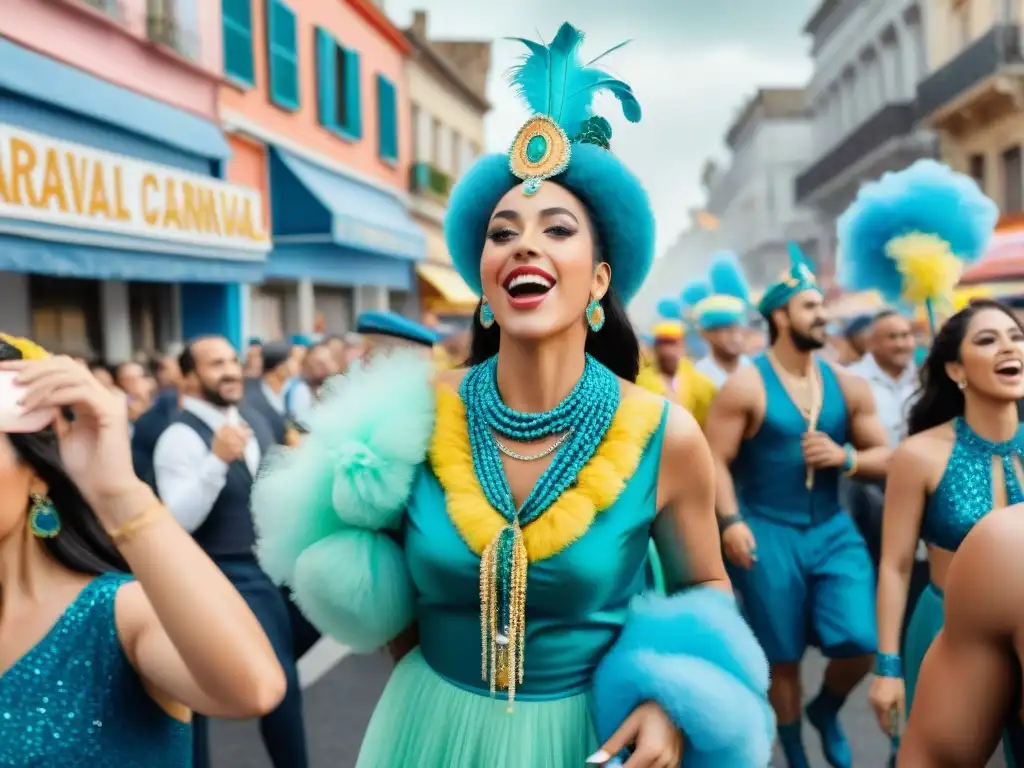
[
  {"xmin": 838, "ymin": 158, "xmax": 998, "ymax": 301},
  {"xmin": 592, "ymin": 588, "xmax": 774, "ymax": 768}
]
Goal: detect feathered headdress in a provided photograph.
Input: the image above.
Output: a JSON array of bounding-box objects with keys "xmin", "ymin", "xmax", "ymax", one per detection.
[
  {"xmin": 656, "ymin": 297, "xmax": 682, "ymax": 320},
  {"xmin": 680, "ymin": 280, "xmax": 712, "ymax": 313},
  {"xmin": 692, "ymin": 251, "xmax": 751, "ymax": 330},
  {"xmin": 757, "ymin": 243, "xmax": 819, "ymax": 317},
  {"xmin": 838, "ymin": 159, "xmax": 998, "ymax": 330},
  {"xmin": 708, "ymin": 251, "xmax": 751, "ymax": 304},
  {"xmin": 652, "ymin": 297, "xmax": 684, "ymax": 341},
  {"xmin": 445, "ymin": 24, "xmax": 654, "ymax": 305}
]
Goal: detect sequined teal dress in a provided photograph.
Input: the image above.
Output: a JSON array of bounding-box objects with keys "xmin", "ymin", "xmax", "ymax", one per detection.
[
  {"xmin": 0, "ymin": 572, "xmax": 191, "ymax": 767},
  {"xmin": 904, "ymin": 417, "xmax": 1024, "ymax": 711}
]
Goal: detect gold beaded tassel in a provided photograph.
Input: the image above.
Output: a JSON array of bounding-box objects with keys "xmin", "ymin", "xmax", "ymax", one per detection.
[
  {"xmin": 479, "ymin": 533, "xmax": 498, "ymax": 693},
  {"xmin": 505, "ymin": 524, "xmax": 528, "ymax": 712}
]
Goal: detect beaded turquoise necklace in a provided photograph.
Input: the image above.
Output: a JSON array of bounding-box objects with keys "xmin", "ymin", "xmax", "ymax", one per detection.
[{"xmin": 459, "ymin": 353, "xmax": 619, "ymax": 702}]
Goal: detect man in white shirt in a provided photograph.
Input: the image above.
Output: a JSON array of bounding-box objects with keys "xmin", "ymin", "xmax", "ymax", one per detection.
[
  {"xmin": 154, "ymin": 335, "xmax": 308, "ymax": 768},
  {"xmin": 692, "ymin": 300, "xmax": 751, "ymax": 388},
  {"xmin": 847, "ymin": 309, "xmax": 917, "ymax": 447}
]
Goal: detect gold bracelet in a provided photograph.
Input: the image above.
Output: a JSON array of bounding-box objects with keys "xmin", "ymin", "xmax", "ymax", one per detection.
[{"xmin": 109, "ymin": 500, "xmax": 168, "ymax": 546}]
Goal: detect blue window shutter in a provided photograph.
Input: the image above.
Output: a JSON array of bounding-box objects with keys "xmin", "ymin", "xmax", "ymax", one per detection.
[
  {"xmin": 343, "ymin": 49, "xmax": 362, "ymax": 138},
  {"xmin": 266, "ymin": 0, "xmax": 299, "ymax": 110},
  {"xmin": 315, "ymin": 28, "xmax": 336, "ymax": 128},
  {"xmin": 377, "ymin": 74, "xmax": 397, "ymax": 162},
  {"xmin": 221, "ymin": 0, "xmax": 253, "ymax": 84}
]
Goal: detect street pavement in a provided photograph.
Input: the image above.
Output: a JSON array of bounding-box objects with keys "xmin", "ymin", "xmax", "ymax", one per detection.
[{"xmin": 210, "ymin": 640, "xmax": 1008, "ymax": 767}]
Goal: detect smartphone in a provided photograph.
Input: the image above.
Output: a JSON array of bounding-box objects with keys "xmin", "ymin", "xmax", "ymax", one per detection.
[{"xmin": 0, "ymin": 371, "xmax": 56, "ymax": 433}]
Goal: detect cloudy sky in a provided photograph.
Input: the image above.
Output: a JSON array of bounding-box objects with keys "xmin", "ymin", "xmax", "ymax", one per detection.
[{"xmin": 383, "ymin": 0, "xmax": 818, "ymax": 255}]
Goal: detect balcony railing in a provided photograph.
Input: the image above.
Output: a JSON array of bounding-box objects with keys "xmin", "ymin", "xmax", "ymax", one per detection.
[
  {"xmin": 795, "ymin": 103, "xmax": 916, "ymax": 202},
  {"xmin": 410, "ymin": 162, "xmax": 453, "ymax": 202},
  {"xmin": 917, "ymin": 24, "xmax": 1024, "ymax": 120},
  {"xmin": 146, "ymin": 2, "xmax": 200, "ymax": 61}
]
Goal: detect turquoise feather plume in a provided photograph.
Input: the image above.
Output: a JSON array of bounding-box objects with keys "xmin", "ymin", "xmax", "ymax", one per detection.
[
  {"xmin": 656, "ymin": 297, "xmax": 682, "ymax": 320},
  {"xmin": 508, "ymin": 23, "xmax": 642, "ymax": 139},
  {"xmin": 708, "ymin": 252, "xmax": 750, "ymax": 303},
  {"xmin": 680, "ymin": 279, "xmax": 711, "ymax": 310}
]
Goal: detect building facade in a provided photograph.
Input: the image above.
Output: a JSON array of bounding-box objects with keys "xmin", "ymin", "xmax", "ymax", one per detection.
[
  {"xmin": 706, "ymin": 88, "xmax": 819, "ymax": 290},
  {"xmin": 403, "ymin": 11, "xmax": 490, "ymax": 324},
  {"xmin": 219, "ymin": 0, "xmax": 422, "ymax": 341},
  {"xmin": 918, "ymin": 0, "xmax": 1024, "ymax": 218},
  {"xmin": 796, "ymin": 0, "xmax": 936, "ymax": 280},
  {"xmin": 0, "ymin": 0, "xmax": 266, "ymax": 361}
]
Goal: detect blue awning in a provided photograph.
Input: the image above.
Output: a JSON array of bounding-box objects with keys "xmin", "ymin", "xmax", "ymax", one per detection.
[
  {"xmin": 0, "ymin": 38, "xmax": 230, "ymax": 162},
  {"xmin": 0, "ymin": 219, "xmax": 265, "ymax": 284},
  {"xmin": 265, "ymin": 243, "xmax": 414, "ymax": 289},
  {"xmin": 269, "ymin": 148, "xmax": 425, "ymax": 263}
]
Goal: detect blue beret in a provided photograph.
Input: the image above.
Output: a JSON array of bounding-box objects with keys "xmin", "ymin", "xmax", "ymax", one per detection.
[
  {"xmin": 844, "ymin": 314, "xmax": 874, "ymax": 338},
  {"xmin": 356, "ymin": 312, "xmax": 440, "ymax": 347}
]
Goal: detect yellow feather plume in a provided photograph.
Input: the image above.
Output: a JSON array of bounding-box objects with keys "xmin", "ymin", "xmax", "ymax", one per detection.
[
  {"xmin": 0, "ymin": 334, "xmax": 49, "ymax": 360},
  {"xmin": 885, "ymin": 233, "xmax": 963, "ymax": 307},
  {"xmin": 953, "ymin": 285, "xmax": 992, "ymax": 312}
]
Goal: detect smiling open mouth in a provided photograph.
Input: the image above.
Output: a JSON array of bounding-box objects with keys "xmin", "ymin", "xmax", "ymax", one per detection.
[
  {"xmin": 995, "ymin": 359, "xmax": 1023, "ymax": 376},
  {"xmin": 502, "ymin": 266, "xmax": 556, "ymax": 301}
]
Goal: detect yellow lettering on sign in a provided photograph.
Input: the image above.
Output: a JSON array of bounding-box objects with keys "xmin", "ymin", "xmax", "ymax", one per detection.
[
  {"xmin": 87, "ymin": 160, "xmax": 112, "ymax": 219},
  {"xmin": 0, "ymin": 143, "xmax": 10, "ymax": 204},
  {"xmin": 112, "ymin": 167, "xmax": 130, "ymax": 222},
  {"xmin": 65, "ymin": 152, "xmax": 89, "ymax": 214},
  {"xmin": 220, "ymin": 191, "xmax": 240, "ymax": 237},
  {"xmin": 39, "ymin": 148, "xmax": 69, "ymax": 213},
  {"xmin": 199, "ymin": 187, "xmax": 222, "ymax": 236},
  {"xmin": 10, "ymin": 138, "xmax": 40, "ymax": 207},
  {"xmin": 162, "ymin": 178, "xmax": 182, "ymax": 229},
  {"xmin": 141, "ymin": 173, "xmax": 159, "ymax": 225}
]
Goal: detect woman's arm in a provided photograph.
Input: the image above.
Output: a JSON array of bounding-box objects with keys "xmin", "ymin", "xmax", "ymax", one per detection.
[
  {"xmin": 110, "ymin": 483, "xmax": 287, "ymax": 718},
  {"xmin": 652, "ymin": 402, "xmax": 730, "ymax": 594},
  {"xmin": 876, "ymin": 444, "xmax": 930, "ymax": 658}
]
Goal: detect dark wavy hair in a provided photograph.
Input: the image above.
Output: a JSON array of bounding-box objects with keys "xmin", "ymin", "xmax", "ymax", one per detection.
[
  {"xmin": 907, "ymin": 298, "xmax": 1024, "ymax": 436},
  {"xmin": 465, "ymin": 202, "xmax": 641, "ymax": 382},
  {"xmin": 0, "ymin": 340, "xmax": 127, "ymax": 574}
]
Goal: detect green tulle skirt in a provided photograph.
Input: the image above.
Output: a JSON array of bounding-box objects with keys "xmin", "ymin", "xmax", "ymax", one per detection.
[{"xmin": 356, "ymin": 648, "xmax": 599, "ymax": 768}]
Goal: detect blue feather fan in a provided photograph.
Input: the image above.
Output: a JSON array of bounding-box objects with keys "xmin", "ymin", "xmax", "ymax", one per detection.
[
  {"xmin": 708, "ymin": 252, "xmax": 750, "ymax": 303},
  {"xmin": 507, "ymin": 23, "xmax": 642, "ymax": 139},
  {"xmin": 837, "ymin": 159, "xmax": 998, "ymax": 302},
  {"xmin": 680, "ymin": 280, "xmax": 711, "ymax": 310},
  {"xmin": 656, "ymin": 297, "xmax": 682, "ymax": 320}
]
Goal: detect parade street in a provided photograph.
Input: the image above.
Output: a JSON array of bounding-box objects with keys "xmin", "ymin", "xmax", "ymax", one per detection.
[{"xmin": 211, "ymin": 641, "xmax": 1007, "ymax": 767}]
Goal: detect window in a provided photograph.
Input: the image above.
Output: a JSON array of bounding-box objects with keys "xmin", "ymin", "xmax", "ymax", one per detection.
[
  {"xmin": 1002, "ymin": 145, "xmax": 1022, "ymax": 213},
  {"xmin": 221, "ymin": 0, "xmax": 253, "ymax": 84},
  {"xmin": 431, "ymin": 118, "xmax": 442, "ymax": 164},
  {"xmin": 315, "ymin": 27, "xmax": 362, "ymax": 138},
  {"xmin": 377, "ymin": 74, "xmax": 398, "ymax": 163},
  {"xmin": 266, "ymin": 0, "xmax": 299, "ymax": 110},
  {"xmin": 411, "ymin": 103, "xmax": 421, "ymax": 161},
  {"xmin": 450, "ymin": 131, "xmax": 461, "ymax": 177},
  {"xmin": 953, "ymin": 0, "xmax": 971, "ymax": 51},
  {"xmin": 969, "ymin": 153, "xmax": 986, "ymax": 192}
]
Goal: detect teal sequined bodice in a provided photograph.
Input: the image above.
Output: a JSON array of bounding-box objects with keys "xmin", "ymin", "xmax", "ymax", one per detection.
[
  {"xmin": 921, "ymin": 417, "xmax": 1024, "ymax": 551},
  {"xmin": 405, "ymin": 402, "xmax": 669, "ymax": 700},
  {"xmin": 0, "ymin": 572, "xmax": 191, "ymax": 767}
]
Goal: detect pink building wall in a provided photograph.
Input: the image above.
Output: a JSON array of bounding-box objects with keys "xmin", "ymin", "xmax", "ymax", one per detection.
[
  {"xmin": 0, "ymin": 0, "xmax": 224, "ymax": 122},
  {"xmin": 221, "ymin": 0, "xmax": 412, "ymax": 192}
]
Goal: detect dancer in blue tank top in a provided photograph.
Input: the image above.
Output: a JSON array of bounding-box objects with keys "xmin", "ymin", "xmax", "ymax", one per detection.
[{"xmin": 705, "ymin": 244, "xmax": 893, "ymax": 768}]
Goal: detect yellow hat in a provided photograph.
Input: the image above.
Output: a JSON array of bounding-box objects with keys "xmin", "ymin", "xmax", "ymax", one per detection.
[{"xmin": 651, "ymin": 320, "xmax": 684, "ymax": 341}]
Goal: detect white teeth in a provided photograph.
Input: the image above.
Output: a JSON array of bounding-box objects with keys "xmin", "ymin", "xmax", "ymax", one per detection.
[{"xmin": 507, "ymin": 274, "xmax": 553, "ymax": 290}]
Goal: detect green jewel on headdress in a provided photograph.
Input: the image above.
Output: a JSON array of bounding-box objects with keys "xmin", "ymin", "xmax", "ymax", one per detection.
[{"xmin": 506, "ymin": 24, "xmax": 640, "ymax": 196}]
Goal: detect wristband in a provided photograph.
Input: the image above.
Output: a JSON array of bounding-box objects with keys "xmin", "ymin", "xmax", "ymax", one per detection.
[
  {"xmin": 874, "ymin": 652, "xmax": 903, "ymax": 679},
  {"xmin": 843, "ymin": 443, "xmax": 858, "ymax": 477},
  {"xmin": 718, "ymin": 513, "xmax": 744, "ymax": 535}
]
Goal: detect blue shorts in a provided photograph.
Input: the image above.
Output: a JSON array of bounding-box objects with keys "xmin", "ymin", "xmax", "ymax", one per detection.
[{"xmin": 726, "ymin": 512, "xmax": 877, "ymax": 664}]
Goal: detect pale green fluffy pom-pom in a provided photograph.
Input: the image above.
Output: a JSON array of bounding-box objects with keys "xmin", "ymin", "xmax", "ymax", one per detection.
[{"xmin": 291, "ymin": 529, "xmax": 415, "ymax": 653}]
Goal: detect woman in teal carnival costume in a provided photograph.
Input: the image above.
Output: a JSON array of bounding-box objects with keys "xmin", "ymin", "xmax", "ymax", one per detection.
[
  {"xmin": 841, "ymin": 161, "xmax": 1023, "ymax": 762},
  {"xmin": 251, "ymin": 22, "xmax": 772, "ymax": 768}
]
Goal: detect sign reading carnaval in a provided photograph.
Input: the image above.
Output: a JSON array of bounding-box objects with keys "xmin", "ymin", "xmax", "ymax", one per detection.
[{"xmin": 0, "ymin": 124, "xmax": 269, "ymax": 253}]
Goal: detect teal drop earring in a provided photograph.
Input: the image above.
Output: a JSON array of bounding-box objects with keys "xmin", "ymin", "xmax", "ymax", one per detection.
[
  {"xmin": 479, "ymin": 299, "xmax": 495, "ymax": 329},
  {"xmin": 585, "ymin": 297, "xmax": 606, "ymax": 332},
  {"xmin": 29, "ymin": 493, "xmax": 61, "ymax": 538}
]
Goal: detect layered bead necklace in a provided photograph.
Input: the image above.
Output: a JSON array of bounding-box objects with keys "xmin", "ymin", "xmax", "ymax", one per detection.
[{"xmin": 459, "ymin": 353, "xmax": 619, "ymax": 705}]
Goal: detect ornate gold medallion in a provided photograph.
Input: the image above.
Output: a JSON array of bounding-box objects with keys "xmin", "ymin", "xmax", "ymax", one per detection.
[{"xmin": 508, "ymin": 115, "xmax": 571, "ymax": 196}]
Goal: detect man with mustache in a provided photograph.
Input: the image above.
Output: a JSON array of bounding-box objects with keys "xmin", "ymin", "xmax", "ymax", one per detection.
[
  {"xmin": 153, "ymin": 335, "xmax": 308, "ymax": 768},
  {"xmin": 705, "ymin": 245, "xmax": 892, "ymax": 768}
]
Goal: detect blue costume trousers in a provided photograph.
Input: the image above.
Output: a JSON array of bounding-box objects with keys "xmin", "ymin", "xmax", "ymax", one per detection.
[{"xmin": 727, "ymin": 512, "xmax": 877, "ymax": 663}]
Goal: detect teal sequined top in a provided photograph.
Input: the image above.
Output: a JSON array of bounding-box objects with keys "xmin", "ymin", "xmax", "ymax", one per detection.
[
  {"xmin": 921, "ymin": 417, "xmax": 1024, "ymax": 551},
  {"xmin": 406, "ymin": 403, "xmax": 670, "ymax": 700},
  {"xmin": 0, "ymin": 572, "xmax": 191, "ymax": 767}
]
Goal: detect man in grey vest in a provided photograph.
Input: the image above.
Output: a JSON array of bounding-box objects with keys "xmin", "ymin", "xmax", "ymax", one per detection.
[{"xmin": 153, "ymin": 335, "xmax": 308, "ymax": 768}]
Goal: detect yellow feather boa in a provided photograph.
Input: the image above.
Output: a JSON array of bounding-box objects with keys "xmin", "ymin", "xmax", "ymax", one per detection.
[
  {"xmin": 429, "ymin": 385, "xmax": 664, "ymax": 562},
  {"xmin": 0, "ymin": 334, "xmax": 49, "ymax": 360}
]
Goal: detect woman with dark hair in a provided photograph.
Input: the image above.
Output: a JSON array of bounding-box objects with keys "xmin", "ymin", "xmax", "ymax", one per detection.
[
  {"xmin": 870, "ymin": 299, "xmax": 1024, "ymax": 737},
  {"xmin": 252, "ymin": 21, "xmax": 772, "ymax": 768},
  {"xmin": 0, "ymin": 335, "xmax": 287, "ymax": 765}
]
